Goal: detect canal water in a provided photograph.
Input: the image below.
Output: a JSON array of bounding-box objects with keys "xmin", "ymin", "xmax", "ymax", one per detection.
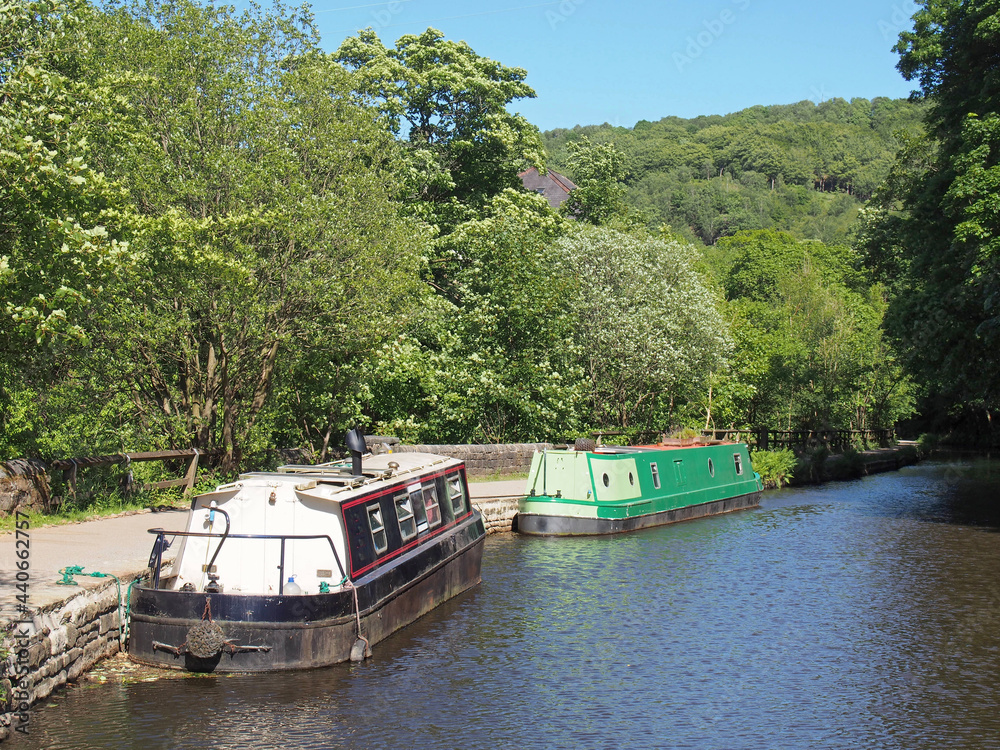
[{"xmin": 13, "ymin": 459, "xmax": 1000, "ymax": 749}]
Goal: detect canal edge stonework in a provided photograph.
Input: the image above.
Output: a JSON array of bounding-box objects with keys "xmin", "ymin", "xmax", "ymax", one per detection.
[{"xmin": 1, "ymin": 576, "xmax": 134, "ymax": 741}]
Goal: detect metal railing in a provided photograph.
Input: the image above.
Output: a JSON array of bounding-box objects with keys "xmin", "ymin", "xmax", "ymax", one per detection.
[{"xmin": 146, "ymin": 527, "xmax": 348, "ymax": 594}]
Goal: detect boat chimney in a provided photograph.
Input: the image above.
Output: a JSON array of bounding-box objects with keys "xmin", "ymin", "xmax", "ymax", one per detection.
[{"xmin": 346, "ymin": 426, "xmax": 367, "ymax": 477}]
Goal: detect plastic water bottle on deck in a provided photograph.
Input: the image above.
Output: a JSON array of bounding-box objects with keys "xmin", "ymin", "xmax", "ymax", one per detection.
[{"xmin": 285, "ymin": 575, "xmax": 302, "ymax": 595}]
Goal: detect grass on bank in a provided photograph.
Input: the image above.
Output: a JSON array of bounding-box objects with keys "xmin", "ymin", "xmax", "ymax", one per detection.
[
  {"xmin": 0, "ymin": 466, "xmax": 225, "ymax": 532},
  {"xmin": 0, "ymin": 490, "xmax": 192, "ymax": 532}
]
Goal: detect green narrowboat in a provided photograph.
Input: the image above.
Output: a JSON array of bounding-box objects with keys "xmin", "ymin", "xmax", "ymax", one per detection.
[{"xmin": 516, "ymin": 441, "xmax": 763, "ymax": 536}]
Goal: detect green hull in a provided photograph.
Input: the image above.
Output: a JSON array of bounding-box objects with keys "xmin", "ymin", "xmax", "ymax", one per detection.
[{"xmin": 517, "ymin": 443, "xmax": 763, "ymax": 536}]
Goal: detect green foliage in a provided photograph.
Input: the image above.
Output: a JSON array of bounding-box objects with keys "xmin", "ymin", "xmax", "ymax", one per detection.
[
  {"xmin": 715, "ymin": 230, "xmax": 915, "ymax": 432},
  {"xmin": 543, "ymin": 98, "xmax": 924, "ymax": 245},
  {"xmin": 0, "ymin": 0, "xmax": 126, "ymax": 347},
  {"xmin": 559, "ymin": 136, "xmax": 637, "ymax": 226},
  {"xmin": 749, "ymin": 448, "xmax": 796, "ymax": 488},
  {"xmin": 360, "ymin": 190, "xmax": 583, "ymax": 443},
  {"xmin": 70, "ymin": 0, "xmax": 425, "ymax": 469},
  {"xmin": 553, "ymin": 227, "xmax": 730, "ymax": 431},
  {"xmin": 334, "ymin": 27, "xmax": 544, "ymax": 233},
  {"xmin": 917, "ymin": 432, "xmax": 941, "ymax": 452},
  {"xmin": 860, "ymin": 0, "xmax": 1000, "ymax": 441},
  {"xmin": 1, "ymin": 4, "xmax": 925, "ymax": 475}
]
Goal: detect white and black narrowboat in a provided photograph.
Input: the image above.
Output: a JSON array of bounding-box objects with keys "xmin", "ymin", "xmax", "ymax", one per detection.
[{"xmin": 128, "ymin": 431, "xmax": 485, "ymax": 672}]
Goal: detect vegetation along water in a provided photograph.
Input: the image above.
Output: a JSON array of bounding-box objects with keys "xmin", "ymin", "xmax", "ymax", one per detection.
[{"xmin": 4, "ymin": 0, "xmax": 1000, "ymax": 741}]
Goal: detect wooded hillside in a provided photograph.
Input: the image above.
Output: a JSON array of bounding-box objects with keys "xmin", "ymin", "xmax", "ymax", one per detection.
[{"xmin": 543, "ymin": 98, "xmax": 925, "ymax": 245}]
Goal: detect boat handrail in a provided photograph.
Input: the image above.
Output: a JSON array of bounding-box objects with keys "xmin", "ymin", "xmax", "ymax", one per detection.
[{"xmin": 145, "ymin": 528, "xmax": 348, "ymax": 594}]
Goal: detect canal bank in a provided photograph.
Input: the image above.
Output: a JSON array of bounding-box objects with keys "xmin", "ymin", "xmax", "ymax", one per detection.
[{"xmin": 786, "ymin": 442, "xmax": 922, "ymax": 486}]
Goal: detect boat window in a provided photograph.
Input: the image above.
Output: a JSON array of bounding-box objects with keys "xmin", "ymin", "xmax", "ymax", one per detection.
[
  {"xmin": 628, "ymin": 471, "xmax": 634, "ymax": 486},
  {"xmin": 447, "ymin": 474, "xmax": 466, "ymax": 515},
  {"xmin": 367, "ymin": 503, "xmax": 388, "ymax": 554},
  {"xmin": 395, "ymin": 494, "xmax": 417, "ymax": 542},
  {"xmin": 602, "ymin": 473, "xmax": 610, "ymax": 487},
  {"xmin": 650, "ymin": 462, "xmax": 661, "ymax": 489},
  {"xmin": 411, "ymin": 486, "xmax": 428, "ymax": 532},
  {"xmin": 733, "ymin": 453, "xmax": 743, "ymax": 475},
  {"xmin": 708, "ymin": 458, "xmax": 715, "ymax": 477},
  {"xmin": 423, "ymin": 485, "xmax": 442, "ymax": 528}
]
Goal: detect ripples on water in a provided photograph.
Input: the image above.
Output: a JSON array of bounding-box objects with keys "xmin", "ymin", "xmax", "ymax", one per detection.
[{"xmin": 16, "ymin": 459, "xmax": 1000, "ymax": 750}]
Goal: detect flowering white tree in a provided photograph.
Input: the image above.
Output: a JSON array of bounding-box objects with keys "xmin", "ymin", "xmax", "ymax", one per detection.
[{"xmin": 554, "ymin": 227, "xmax": 730, "ymax": 430}]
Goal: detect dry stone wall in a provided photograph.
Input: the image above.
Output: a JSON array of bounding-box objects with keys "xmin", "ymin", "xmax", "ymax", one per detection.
[
  {"xmin": 377, "ymin": 442, "xmax": 553, "ymax": 477},
  {"xmin": 475, "ymin": 498, "xmax": 520, "ymax": 534},
  {"xmin": 0, "ymin": 461, "xmax": 52, "ymax": 516},
  {"xmin": 0, "ymin": 578, "xmax": 133, "ymax": 741}
]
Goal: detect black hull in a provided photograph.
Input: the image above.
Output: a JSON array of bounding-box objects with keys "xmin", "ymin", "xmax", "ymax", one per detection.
[
  {"xmin": 128, "ymin": 513, "xmax": 485, "ymax": 672},
  {"xmin": 516, "ymin": 490, "xmax": 761, "ymax": 536}
]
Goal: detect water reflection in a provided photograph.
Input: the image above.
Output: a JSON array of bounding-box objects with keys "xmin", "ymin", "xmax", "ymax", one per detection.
[{"xmin": 16, "ymin": 459, "xmax": 1000, "ymax": 749}]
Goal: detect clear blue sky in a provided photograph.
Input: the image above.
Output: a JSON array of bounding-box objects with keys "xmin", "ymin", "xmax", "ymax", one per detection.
[{"xmin": 305, "ymin": 0, "xmax": 920, "ymax": 132}]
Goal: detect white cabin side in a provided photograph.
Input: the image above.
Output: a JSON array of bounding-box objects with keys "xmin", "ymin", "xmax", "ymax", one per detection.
[
  {"xmin": 164, "ymin": 452, "xmax": 463, "ymax": 596},
  {"xmin": 168, "ymin": 476, "xmax": 350, "ymax": 596}
]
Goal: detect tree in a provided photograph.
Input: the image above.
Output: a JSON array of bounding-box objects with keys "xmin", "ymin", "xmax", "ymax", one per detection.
[
  {"xmin": 361, "ymin": 189, "xmax": 583, "ymax": 443},
  {"xmin": 553, "ymin": 227, "xmax": 730, "ymax": 431},
  {"xmin": 718, "ymin": 231, "xmax": 914, "ymax": 432},
  {"xmin": 860, "ymin": 0, "xmax": 1000, "ymax": 440},
  {"xmin": 334, "ymin": 27, "xmax": 544, "ymax": 231},
  {"xmin": 1, "ymin": 0, "xmax": 137, "ymax": 458},
  {"xmin": 559, "ymin": 136, "xmax": 634, "ymax": 225},
  {"xmin": 0, "ymin": 0, "xmax": 129, "ymax": 347},
  {"xmin": 74, "ymin": 0, "xmax": 424, "ymax": 469}
]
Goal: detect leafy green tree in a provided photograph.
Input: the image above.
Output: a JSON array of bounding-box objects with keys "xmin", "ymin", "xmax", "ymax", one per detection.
[
  {"xmin": 553, "ymin": 227, "xmax": 730, "ymax": 431},
  {"xmin": 0, "ymin": 0, "xmax": 136, "ymax": 458},
  {"xmin": 0, "ymin": 0, "xmax": 125, "ymax": 347},
  {"xmin": 543, "ymin": 99, "xmax": 924, "ymax": 245},
  {"xmin": 73, "ymin": 0, "xmax": 424, "ymax": 469},
  {"xmin": 860, "ymin": 0, "xmax": 1000, "ymax": 439},
  {"xmin": 361, "ymin": 189, "xmax": 583, "ymax": 443},
  {"xmin": 560, "ymin": 136, "xmax": 635, "ymax": 226},
  {"xmin": 717, "ymin": 230, "xmax": 914, "ymax": 432},
  {"xmin": 334, "ymin": 27, "xmax": 543, "ymax": 232}
]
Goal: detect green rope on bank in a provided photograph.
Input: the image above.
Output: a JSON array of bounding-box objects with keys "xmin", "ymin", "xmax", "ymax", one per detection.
[
  {"xmin": 58, "ymin": 566, "xmax": 145, "ymax": 648},
  {"xmin": 85, "ymin": 571, "xmax": 122, "ymax": 646}
]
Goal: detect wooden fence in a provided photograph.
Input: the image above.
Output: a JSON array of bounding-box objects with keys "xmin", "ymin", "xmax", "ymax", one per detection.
[
  {"xmin": 49, "ymin": 449, "xmax": 219, "ymax": 500},
  {"xmin": 590, "ymin": 428, "xmax": 896, "ymax": 452}
]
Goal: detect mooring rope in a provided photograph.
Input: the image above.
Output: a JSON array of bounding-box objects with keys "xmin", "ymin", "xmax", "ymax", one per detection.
[{"xmin": 344, "ymin": 581, "xmax": 370, "ymax": 655}]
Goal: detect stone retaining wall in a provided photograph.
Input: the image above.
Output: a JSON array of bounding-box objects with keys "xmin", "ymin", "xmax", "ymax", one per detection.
[
  {"xmin": 0, "ymin": 577, "xmax": 134, "ymax": 741},
  {"xmin": 474, "ymin": 498, "xmax": 520, "ymax": 534},
  {"xmin": 379, "ymin": 442, "xmax": 553, "ymax": 477}
]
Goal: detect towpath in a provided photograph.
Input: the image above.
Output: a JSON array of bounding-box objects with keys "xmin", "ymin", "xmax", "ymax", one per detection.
[{"xmin": 0, "ymin": 479, "xmax": 527, "ymax": 620}]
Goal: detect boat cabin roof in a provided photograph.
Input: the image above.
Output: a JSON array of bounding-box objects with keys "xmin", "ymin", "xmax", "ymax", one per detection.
[{"xmin": 226, "ymin": 452, "xmax": 462, "ymax": 503}]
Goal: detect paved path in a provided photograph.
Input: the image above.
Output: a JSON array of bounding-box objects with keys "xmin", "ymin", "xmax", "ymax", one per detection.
[
  {"xmin": 0, "ymin": 508, "xmax": 189, "ymax": 620},
  {"xmin": 0, "ymin": 480, "xmax": 526, "ymax": 618}
]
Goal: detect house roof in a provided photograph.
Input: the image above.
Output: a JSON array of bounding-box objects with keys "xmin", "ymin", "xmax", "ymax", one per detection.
[{"xmin": 519, "ymin": 167, "xmax": 577, "ymax": 209}]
